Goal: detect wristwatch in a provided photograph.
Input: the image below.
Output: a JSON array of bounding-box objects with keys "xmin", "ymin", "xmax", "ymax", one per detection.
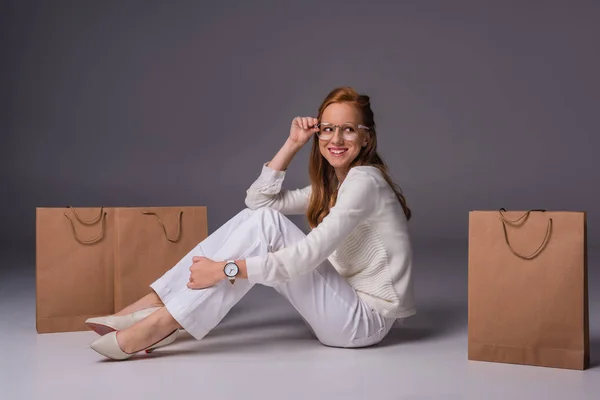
[{"xmin": 223, "ymin": 260, "xmax": 240, "ymax": 285}]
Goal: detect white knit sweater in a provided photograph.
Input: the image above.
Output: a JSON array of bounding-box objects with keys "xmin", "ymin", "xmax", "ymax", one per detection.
[{"xmin": 244, "ymin": 162, "xmax": 416, "ymax": 319}]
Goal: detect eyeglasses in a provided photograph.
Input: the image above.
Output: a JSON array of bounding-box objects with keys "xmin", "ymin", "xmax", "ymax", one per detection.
[{"xmin": 315, "ymin": 122, "xmax": 370, "ymax": 141}]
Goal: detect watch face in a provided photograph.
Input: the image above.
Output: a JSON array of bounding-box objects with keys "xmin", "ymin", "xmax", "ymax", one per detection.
[{"xmin": 224, "ymin": 262, "xmax": 239, "ymax": 277}]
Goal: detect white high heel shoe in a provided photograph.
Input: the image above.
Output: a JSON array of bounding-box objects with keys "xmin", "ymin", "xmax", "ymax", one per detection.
[
  {"xmin": 85, "ymin": 306, "xmax": 162, "ymax": 335},
  {"xmin": 90, "ymin": 329, "xmax": 180, "ymax": 360}
]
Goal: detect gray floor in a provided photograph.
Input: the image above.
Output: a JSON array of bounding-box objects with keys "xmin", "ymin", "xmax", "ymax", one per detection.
[{"xmin": 1, "ymin": 245, "xmax": 598, "ymax": 400}]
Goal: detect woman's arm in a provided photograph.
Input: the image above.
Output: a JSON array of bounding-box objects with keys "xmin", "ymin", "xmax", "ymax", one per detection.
[
  {"xmin": 189, "ymin": 172, "xmax": 375, "ymax": 289},
  {"xmin": 244, "ymin": 138, "xmax": 312, "ymax": 215},
  {"xmin": 244, "ymin": 169, "xmax": 378, "ymax": 284},
  {"xmin": 267, "ymin": 138, "xmax": 303, "ymax": 172},
  {"xmin": 244, "ymin": 117, "xmax": 317, "ymax": 214}
]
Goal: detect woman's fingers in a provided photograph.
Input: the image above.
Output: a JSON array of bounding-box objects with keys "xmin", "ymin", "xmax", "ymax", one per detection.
[
  {"xmin": 187, "ymin": 280, "xmax": 199, "ymax": 289},
  {"xmin": 292, "ymin": 116, "xmax": 318, "ymax": 130}
]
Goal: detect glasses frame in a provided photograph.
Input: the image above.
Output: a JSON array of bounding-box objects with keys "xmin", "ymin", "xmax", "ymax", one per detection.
[{"xmin": 314, "ymin": 122, "xmax": 371, "ymax": 141}]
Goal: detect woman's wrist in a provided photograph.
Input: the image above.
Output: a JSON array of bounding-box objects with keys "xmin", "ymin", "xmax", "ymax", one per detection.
[
  {"xmin": 235, "ymin": 259, "xmax": 248, "ymax": 279},
  {"xmin": 215, "ymin": 259, "xmax": 248, "ymax": 280},
  {"xmin": 284, "ymin": 138, "xmax": 304, "ymax": 153}
]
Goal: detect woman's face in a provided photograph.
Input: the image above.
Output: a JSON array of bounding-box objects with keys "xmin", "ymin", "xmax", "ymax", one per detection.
[{"xmin": 318, "ymin": 102, "xmax": 369, "ymax": 177}]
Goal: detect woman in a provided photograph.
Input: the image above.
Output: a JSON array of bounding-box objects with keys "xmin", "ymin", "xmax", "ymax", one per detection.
[{"xmin": 87, "ymin": 87, "xmax": 415, "ymax": 360}]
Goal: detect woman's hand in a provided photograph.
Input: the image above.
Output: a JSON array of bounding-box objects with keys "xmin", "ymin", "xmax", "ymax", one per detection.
[
  {"xmin": 187, "ymin": 256, "xmax": 225, "ymax": 289},
  {"xmin": 288, "ymin": 116, "xmax": 319, "ymax": 147}
]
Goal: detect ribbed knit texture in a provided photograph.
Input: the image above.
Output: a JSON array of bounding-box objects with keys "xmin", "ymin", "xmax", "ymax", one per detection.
[{"xmin": 329, "ymin": 222, "xmax": 401, "ymax": 315}]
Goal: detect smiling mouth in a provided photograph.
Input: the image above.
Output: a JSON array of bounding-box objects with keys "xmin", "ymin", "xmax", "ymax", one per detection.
[{"xmin": 329, "ymin": 148, "xmax": 348, "ymax": 156}]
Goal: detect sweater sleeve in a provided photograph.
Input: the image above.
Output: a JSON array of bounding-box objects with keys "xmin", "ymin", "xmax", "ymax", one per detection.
[
  {"xmin": 244, "ymin": 169, "xmax": 377, "ymax": 284},
  {"xmin": 244, "ymin": 162, "xmax": 311, "ymax": 215}
]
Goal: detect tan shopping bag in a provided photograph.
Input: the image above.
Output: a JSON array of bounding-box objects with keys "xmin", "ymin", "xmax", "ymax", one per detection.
[
  {"xmin": 36, "ymin": 207, "xmax": 115, "ymax": 333},
  {"xmin": 36, "ymin": 206, "xmax": 208, "ymax": 333},
  {"xmin": 112, "ymin": 206, "xmax": 208, "ymax": 311},
  {"xmin": 468, "ymin": 209, "xmax": 589, "ymax": 370}
]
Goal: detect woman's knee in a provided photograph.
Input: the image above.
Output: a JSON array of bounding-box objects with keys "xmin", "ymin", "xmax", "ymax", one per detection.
[
  {"xmin": 246, "ymin": 207, "xmax": 289, "ymax": 229},
  {"xmin": 246, "ymin": 206, "xmax": 285, "ymax": 219}
]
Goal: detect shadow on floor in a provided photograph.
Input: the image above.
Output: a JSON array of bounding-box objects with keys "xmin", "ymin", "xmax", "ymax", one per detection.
[
  {"xmin": 168, "ymin": 311, "xmax": 314, "ymax": 345},
  {"xmin": 210, "ymin": 313, "xmax": 310, "ymax": 336},
  {"xmin": 96, "ymin": 328, "xmax": 318, "ymax": 362},
  {"xmin": 169, "ymin": 300, "xmax": 468, "ymax": 351},
  {"xmin": 378, "ymin": 301, "xmax": 467, "ymax": 347}
]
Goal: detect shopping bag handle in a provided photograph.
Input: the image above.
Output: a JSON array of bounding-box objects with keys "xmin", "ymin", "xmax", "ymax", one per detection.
[
  {"xmin": 65, "ymin": 206, "xmax": 104, "ymax": 225},
  {"xmin": 63, "ymin": 210, "xmax": 107, "ymax": 245},
  {"xmin": 142, "ymin": 211, "xmax": 183, "ymax": 243},
  {"xmin": 498, "ymin": 208, "xmax": 546, "ymax": 224},
  {"xmin": 498, "ymin": 208, "xmax": 552, "ymax": 260}
]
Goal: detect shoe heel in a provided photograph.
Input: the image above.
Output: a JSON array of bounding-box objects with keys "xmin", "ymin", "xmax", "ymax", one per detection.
[{"xmin": 145, "ymin": 329, "xmax": 179, "ymax": 353}]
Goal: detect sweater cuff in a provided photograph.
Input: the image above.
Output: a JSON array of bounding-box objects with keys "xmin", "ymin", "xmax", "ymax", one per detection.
[
  {"xmin": 262, "ymin": 161, "xmax": 286, "ymax": 179},
  {"xmin": 245, "ymin": 255, "xmax": 266, "ymax": 284}
]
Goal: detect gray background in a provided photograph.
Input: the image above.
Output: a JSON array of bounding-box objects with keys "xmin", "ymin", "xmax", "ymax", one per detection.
[
  {"xmin": 2, "ymin": 2, "xmax": 600, "ymax": 398},
  {"xmin": 2, "ymin": 0, "xmax": 599, "ymax": 256}
]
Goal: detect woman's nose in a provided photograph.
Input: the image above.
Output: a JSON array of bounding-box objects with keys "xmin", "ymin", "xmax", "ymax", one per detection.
[{"xmin": 331, "ymin": 128, "xmax": 345, "ymax": 144}]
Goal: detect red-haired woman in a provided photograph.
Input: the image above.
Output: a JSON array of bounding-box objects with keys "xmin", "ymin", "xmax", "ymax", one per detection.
[{"xmin": 87, "ymin": 87, "xmax": 415, "ymax": 360}]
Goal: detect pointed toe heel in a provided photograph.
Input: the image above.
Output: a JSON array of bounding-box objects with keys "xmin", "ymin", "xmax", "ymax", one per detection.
[{"xmin": 90, "ymin": 329, "xmax": 179, "ymax": 361}]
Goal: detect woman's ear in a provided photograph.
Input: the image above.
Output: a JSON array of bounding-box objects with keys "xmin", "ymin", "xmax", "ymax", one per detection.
[{"xmin": 362, "ymin": 133, "xmax": 369, "ymax": 147}]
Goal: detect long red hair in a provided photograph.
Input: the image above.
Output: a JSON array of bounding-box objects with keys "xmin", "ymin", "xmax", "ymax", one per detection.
[{"xmin": 307, "ymin": 87, "xmax": 411, "ymax": 229}]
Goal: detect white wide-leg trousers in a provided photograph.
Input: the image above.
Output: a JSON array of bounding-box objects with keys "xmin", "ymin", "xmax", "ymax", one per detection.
[{"xmin": 150, "ymin": 207, "xmax": 397, "ymax": 348}]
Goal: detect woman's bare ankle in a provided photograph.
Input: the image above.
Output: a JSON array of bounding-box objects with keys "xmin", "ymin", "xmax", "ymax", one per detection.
[
  {"xmin": 114, "ymin": 293, "xmax": 164, "ymax": 316},
  {"xmin": 114, "ymin": 304, "xmax": 162, "ymax": 316}
]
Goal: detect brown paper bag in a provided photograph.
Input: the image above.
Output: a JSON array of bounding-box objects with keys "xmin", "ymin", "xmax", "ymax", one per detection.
[
  {"xmin": 468, "ymin": 209, "xmax": 589, "ymax": 370},
  {"xmin": 36, "ymin": 207, "xmax": 115, "ymax": 333},
  {"xmin": 112, "ymin": 206, "xmax": 208, "ymax": 311},
  {"xmin": 36, "ymin": 206, "xmax": 208, "ymax": 333}
]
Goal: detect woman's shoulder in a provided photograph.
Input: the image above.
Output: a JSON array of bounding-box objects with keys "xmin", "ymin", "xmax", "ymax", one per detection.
[
  {"xmin": 346, "ymin": 166, "xmax": 397, "ymax": 201},
  {"xmin": 347, "ymin": 165, "xmax": 385, "ymax": 183},
  {"xmin": 337, "ymin": 166, "xmax": 387, "ymax": 197}
]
